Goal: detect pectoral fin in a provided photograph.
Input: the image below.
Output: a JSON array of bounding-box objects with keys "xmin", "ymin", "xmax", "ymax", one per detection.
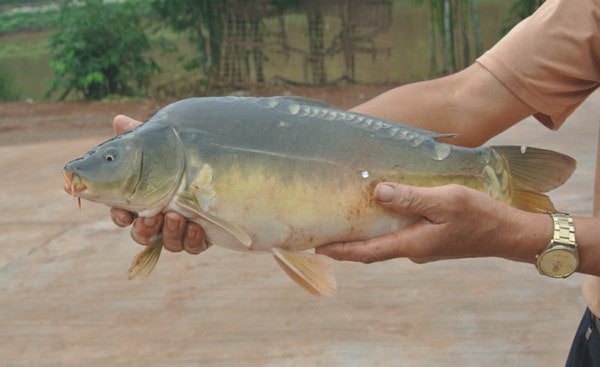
[
  {"xmin": 128, "ymin": 235, "xmax": 163, "ymax": 280},
  {"xmin": 272, "ymin": 248, "xmax": 336, "ymax": 297},
  {"xmin": 177, "ymin": 198, "xmax": 251, "ymax": 250}
]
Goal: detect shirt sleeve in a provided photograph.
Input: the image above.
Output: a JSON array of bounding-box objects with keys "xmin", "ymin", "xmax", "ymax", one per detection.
[{"xmin": 476, "ymin": 0, "xmax": 600, "ymax": 129}]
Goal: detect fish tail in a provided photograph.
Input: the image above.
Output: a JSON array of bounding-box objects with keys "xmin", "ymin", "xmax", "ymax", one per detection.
[
  {"xmin": 128, "ymin": 235, "xmax": 164, "ymax": 280},
  {"xmin": 492, "ymin": 145, "xmax": 576, "ymax": 213},
  {"xmin": 272, "ymin": 248, "xmax": 336, "ymax": 297}
]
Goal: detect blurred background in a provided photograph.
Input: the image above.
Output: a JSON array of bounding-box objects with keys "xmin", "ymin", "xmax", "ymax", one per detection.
[
  {"xmin": 8, "ymin": 2, "xmax": 596, "ymax": 367},
  {"xmin": 0, "ymin": 0, "xmax": 542, "ymax": 103}
]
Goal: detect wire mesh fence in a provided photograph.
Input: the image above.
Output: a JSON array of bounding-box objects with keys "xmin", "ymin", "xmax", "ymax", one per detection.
[{"xmin": 215, "ymin": 0, "xmax": 393, "ymax": 86}]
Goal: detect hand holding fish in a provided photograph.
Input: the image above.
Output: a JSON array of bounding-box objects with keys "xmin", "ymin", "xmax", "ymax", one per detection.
[
  {"xmin": 316, "ymin": 182, "xmax": 552, "ymax": 265},
  {"xmin": 109, "ymin": 115, "xmax": 209, "ymax": 255}
]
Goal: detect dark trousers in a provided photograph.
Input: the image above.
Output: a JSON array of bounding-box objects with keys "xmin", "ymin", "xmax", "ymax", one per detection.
[{"xmin": 565, "ymin": 308, "xmax": 600, "ymax": 367}]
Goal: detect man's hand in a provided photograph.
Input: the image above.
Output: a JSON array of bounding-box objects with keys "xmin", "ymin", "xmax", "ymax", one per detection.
[
  {"xmin": 110, "ymin": 115, "xmax": 209, "ymax": 254},
  {"xmin": 316, "ymin": 183, "xmax": 551, "ymax": 265}
]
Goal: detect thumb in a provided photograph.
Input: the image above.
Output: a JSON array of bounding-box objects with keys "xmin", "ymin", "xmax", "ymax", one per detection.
[
  {"xmin": 374, "ymin": 183, "xmax": 439, "ymax": 220},
  {"xmin": 113, "ymin": 115, "xmax": 142, "ymax": 135}
]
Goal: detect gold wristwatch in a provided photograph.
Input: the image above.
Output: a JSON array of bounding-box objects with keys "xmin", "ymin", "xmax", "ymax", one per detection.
[{"xmin": 536, "ymin": 212, "xmax": 579, "ymax": 278}]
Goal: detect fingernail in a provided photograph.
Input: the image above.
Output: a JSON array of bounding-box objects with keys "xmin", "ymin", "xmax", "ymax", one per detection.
[
  {"xmin": 167, "ymin": 217, "xmax": 180, "ymax": 231},
  {"xmin": 143, "ymin": 217, "xmax": 156, "ymax": 227},
  {"xmin": 187, "ymin": 226, "xmax": 197, "ymax": 239},
  {"xmin": 375, "ymin": 184, "xmax": 396, "ymax": 202},
  {"xmin": 115, "ymin": 213, "xmax": 126, "ymax": 225},
  {"xmin": 113, "ymin": 211, "xmax": 127, "ymax": 227}
]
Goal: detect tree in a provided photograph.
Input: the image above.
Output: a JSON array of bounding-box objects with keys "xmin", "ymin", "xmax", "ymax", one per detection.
[
  {"xmin": 501, "ymin": 0, "xmax": 545, "ymax": 35},
  {"xmin": 46, "ymin": 0, "xmax": 159, "ymax": 101},
  {"xmin": 424, "ymin": 0, "xmax": 481, "ymax": 76},
  {"xmin": 150, "ymin": 0, "xmax": 300, "ymax": 86},
  {"xmin": 151, "ymin": 0, "xmax": 225, "ymax": 85}
]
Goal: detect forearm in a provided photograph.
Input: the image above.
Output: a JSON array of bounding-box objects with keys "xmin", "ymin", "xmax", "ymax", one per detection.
[
  {"xmin": 500, "ymin": 210, "xmax": 600, "ymax": 277},
  {"xmin": 351, "ymin": 64, "xmax": 536, "ymax": 147},
  {"xmin": 350, "ymin": 79, "xmax": 455, "ymax": 135}
]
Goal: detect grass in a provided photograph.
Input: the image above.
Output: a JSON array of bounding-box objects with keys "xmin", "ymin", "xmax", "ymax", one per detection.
[{"xmin": 0, "ymin": 31, "xmax": 49, "ymax": 57}]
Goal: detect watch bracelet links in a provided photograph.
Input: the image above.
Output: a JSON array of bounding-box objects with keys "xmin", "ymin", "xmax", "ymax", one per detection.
[
  {"xmin": 536, "ymin": 212, "xmax": 578, "ymax": 278},
  {"xmin": 550, "ymin": 212, "xmax": 576, "ymax": 245}
]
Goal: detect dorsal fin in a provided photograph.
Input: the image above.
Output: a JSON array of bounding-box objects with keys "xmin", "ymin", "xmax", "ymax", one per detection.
[
  {"xmin": 272, "ymin": 97, "xmax": 457, "ymax": 145},
  {"xmin": 279, "ymin": 96, "xmax": 334, "ymax": 108}
]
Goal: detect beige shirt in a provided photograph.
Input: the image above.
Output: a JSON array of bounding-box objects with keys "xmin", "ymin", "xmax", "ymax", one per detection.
[{"xmin": 477, "ymin": 0, "xmax": 600, "ymax": 315}]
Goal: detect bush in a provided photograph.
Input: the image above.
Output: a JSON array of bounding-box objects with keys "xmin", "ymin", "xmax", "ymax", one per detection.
[
  {"xmin": 46, "ymin": 0, "xmax": 159, "ymax": 100},
  {"xmin": 0, "ymin": 69, "xmax": 21, "ymax": 101}
]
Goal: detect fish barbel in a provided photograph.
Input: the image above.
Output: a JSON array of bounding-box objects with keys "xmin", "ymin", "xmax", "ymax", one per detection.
[{"xmin": 62, "ymin": 96, "xmax": 576, "ymax": 296}]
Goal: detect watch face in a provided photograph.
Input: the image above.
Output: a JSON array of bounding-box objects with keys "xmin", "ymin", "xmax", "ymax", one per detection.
[{"xmin": 538, "ymin": 247, "xmax": 579, "ymax": 278}]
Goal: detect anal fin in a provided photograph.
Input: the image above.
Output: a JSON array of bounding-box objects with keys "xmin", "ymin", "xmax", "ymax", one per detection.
[
  {"xmin": 128, "ymin": 235, "xmax": 163, "ymax": 280},
  {"xmin": 272, "ymin": 247, "xmax": 336, "ymax": 297}
]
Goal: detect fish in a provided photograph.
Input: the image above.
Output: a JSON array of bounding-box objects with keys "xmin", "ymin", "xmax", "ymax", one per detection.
[{"xmin": 62, "ymin": 96, "xmax": 576, "ymax": 296}]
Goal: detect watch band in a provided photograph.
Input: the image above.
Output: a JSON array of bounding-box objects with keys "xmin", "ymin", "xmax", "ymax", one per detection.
[
  {"xmin": 550, "ymin": 212, "xmax": 576, "ymax": 246},
  {"xmin": 535, "ymin": 212, "xmax": 579, "ymax": 278}
]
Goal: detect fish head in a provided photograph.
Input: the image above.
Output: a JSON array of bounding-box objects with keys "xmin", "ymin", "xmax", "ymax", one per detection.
[
  {"xmin": 63, "ymin": 132, "xmax": 144, "ymax": 210},
  {"xmin": 63, "ymin": 124, "xmax": 186, "ymax": 214}
]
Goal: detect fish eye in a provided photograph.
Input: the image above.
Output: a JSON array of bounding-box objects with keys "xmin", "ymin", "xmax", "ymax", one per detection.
[{"xmin": 104, "ymin": 153, "xmax": 116, "ymax": 162}]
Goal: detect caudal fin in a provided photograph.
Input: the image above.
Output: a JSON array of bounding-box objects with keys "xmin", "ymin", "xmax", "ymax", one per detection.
[{"xmin": 492, "ymin": 145, "xmax": 576, "ymax": 213}]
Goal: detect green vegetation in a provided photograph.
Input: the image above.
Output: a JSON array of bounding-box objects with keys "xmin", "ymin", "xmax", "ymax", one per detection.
[
  {"xmin": 46, "ymin": 0, "xmax": 159, "ymax": 100},
  {"xmin": 0, "ymin": 8, "xmax": 59, "ymax": 34},
  {"xmin": 0, "ymin": 68, "xmax": 21, "ymax": 101},
  {"xmin": 0, "ymin": 0, "xmax": 53, "ymax": 5}
]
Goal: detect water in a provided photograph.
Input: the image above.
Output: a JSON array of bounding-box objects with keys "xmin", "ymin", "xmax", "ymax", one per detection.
[{"xmin": 0, "ymin": 31, "xmax": 51, "ymax": 101}]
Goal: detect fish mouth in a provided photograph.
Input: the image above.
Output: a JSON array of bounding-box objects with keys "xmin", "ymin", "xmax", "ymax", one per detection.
[{"xmin": 62, "ymin": 170, "xmax": 86, "ymax": 208}]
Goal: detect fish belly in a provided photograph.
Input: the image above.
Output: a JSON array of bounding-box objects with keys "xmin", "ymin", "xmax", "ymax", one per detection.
[{"xmin": 203, "ymin": 159, "xmax": 419, "ymax": 253}]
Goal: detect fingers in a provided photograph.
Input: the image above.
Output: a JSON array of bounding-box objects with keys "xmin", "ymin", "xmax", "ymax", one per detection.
[
  {"xmin": 110, "ymin": 207, "xmax": 136, "ymax": 228},
  {"xmin": 374, "ymin": 183, "xmax": 445, "ymax": 221},
  {"xmin": 162, "ymin": 212, "xmax": 209, "ymax": 254},
  {"xmin": 131, "ymin": 214, "xmax": 164, "ymax": 245},
  {"xmin": 183, "ymin": 222, "xmax": 211, "ymax": 254},
  {"xmin": 129, "ymin": 212, "xmax": 208, "ymax": 255},
  {"xmin": 316, "ymin": 184, "xmax": 474, "ymax": 264},
  {"xmin": 374, "ymin": 183, "xmax": 477, "ymax": 227},
  {"xmin": 316, "ymin": 220, "xmax": 440, "ymax": 264},
  {"xmin": 113, "ymin": 114, "xmax": 142, "ymax": 135},
  {"xmin": 315, "ymin": 183, "xmax": 434, "ymax": 263}
]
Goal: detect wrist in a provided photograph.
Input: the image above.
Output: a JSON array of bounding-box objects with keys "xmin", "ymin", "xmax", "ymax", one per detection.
[
  {"xmin": 500, "ymin": 210, "xmax": 553, "ymax": 265},
  {"xmin": 535, "ymin": 212, "xmax": 579, "ymax": 278}
]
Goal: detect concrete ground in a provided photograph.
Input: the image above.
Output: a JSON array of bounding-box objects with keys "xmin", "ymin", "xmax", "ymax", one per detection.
[{"xmin": 1, "ymin": 92, "xmax": 598, "ymax": 367}]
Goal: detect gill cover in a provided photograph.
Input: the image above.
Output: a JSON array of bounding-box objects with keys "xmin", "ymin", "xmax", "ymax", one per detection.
[{"xmin": 124, "ymin": 124, "xmax": 186, "ymax": 213}]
